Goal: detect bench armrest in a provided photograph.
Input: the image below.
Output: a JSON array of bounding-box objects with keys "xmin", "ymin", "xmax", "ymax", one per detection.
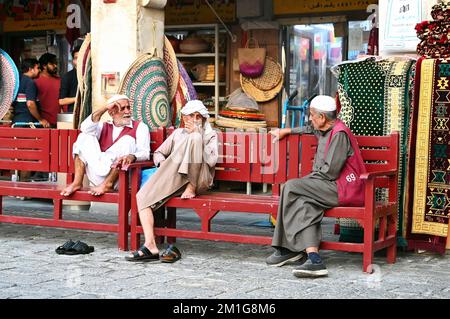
[
  {"xmin": 360, "ymin": 169, "xmax": 397, "ymax": 180},
  {"xmin": 121, "ymin": 161, "xmax": 155, "ymax": 171}
]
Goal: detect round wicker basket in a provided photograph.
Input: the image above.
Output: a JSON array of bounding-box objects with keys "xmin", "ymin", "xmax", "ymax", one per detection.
[
  {"xmin": 249, "ymin": 57, "xmax": 282, "ymax": 91},
  {"xmin": 240, "ymin": 72, "xmax": 283, "ymax": 103}
]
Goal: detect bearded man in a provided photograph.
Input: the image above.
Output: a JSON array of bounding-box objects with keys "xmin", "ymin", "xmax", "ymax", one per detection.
[
  {"xmin": 34, "ymin": 53, "xmax": 61, "ymax": 127},
  {"xmin": 60, "ymin": 95, "xmax": 150, "ymax": 196}
]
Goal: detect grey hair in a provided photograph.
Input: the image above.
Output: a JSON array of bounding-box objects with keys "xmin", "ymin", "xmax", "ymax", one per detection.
[{"xmin": 317, "ymin": 110, "xmax": 337, "ymax": 121}]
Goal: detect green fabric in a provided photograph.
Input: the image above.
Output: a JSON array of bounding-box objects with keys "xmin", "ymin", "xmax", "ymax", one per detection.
[{"xmin": 335, "ymin": 58, "xmax": 415, "ymax": 245}]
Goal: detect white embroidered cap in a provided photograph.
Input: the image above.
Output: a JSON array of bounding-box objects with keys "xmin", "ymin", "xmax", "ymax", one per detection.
[
  {"xmin": 107, "ymin": 94, "xmax": 130, "ymax": 105},
  {"xmin": 310, "ymin": 95, "xmax": 336, "ymax": 112},
  {"xmin": 181, "ymin": 99, "xmax": 209, "ymax": 118}
]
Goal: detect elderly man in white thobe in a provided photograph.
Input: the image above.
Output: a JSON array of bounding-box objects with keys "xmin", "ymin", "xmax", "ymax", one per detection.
[{"xmin": 60, "ymin": 94, "xmax": 150, "ymax": 196}]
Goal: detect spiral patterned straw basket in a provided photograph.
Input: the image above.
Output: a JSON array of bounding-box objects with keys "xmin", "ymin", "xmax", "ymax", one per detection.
[
  {"xmin": 0, "ymin": 48, "xmax": 20, "ymax": 120},
  {"xmin": 119, "ymin": 53, "xmax": 170, "ymax": 129},
  {"xmin": 164, "ymin": 36, "xmax": 180, "ymax": 101}
]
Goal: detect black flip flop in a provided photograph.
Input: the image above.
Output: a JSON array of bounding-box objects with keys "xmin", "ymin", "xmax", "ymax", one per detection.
[
  {"xmin": 125, "ymin": 245, "xmax": 159, "ymax": 262},
  {"xmin": 64, "ymin": 241, "xmax": 95, "ymax": 255},
  {"xmin": 55, "ymin": 240, "xmax": 76, "ymax": 255}
]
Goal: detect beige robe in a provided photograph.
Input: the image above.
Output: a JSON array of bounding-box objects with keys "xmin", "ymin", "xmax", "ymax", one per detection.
[{"xmin": 136, "ymin": 127, "xmax": 218, "ymax": 211}]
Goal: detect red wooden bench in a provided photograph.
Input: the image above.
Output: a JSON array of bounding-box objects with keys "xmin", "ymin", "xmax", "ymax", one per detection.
[
  {"xmin": 0, "ymin": 127, "xmax": 164, "ymax": 250},
  {"xmin": 129, "ymin": 130, "xmax": 399, "ymax": 272}
]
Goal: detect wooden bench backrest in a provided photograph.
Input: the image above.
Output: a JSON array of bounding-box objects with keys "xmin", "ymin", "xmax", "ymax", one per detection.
[
  {"xmin": 0, "ymin": 128, "xmax": 51, "ymax": 171},
  {"xmin": 203, "ymin": 131, "xmax": 286, "ymax": 184},
  {"xmin": 298, "ymin": 133, "xmax": 399, "ymax": 189}
]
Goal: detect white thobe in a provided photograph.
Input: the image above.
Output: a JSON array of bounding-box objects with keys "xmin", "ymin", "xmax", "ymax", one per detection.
[{"xmin": 72, "ymin": 115, "xmax": 150, "ymax": 187}]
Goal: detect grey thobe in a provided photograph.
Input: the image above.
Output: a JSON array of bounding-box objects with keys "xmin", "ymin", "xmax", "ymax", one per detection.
[
  {"xmin": 136, "ymin": 128, "xmax": 218, "ymax": 212},
  {"xmin": 272, "ymin": 125, "xmax": 354, "ymax": 252}
]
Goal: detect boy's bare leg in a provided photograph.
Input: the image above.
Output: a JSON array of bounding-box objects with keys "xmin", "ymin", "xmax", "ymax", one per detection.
[{"xmin": 60, "ymin": 155, "xmax": 85, "ymax": 196}]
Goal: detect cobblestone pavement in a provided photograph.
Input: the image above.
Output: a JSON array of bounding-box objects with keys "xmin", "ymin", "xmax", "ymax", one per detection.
[{"xmin": 0, "ymin": 197, "xmax": 449, "ymax": 299}]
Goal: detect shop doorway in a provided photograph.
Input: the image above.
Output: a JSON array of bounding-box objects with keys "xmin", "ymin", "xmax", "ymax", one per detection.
[
  {"xmin": 284, "ymin": 21, "xmax": 371, "ymax": 117},
  {"xmin": 285, "ymin": 23, "xmax": 343, "ymax": 108}
]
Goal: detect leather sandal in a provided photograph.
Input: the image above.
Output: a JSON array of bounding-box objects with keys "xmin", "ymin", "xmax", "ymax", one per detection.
[
  {"xmin": 55, "ymin": 240, "xmax": 76, "ymax": 255},
  {"xmin": 160, "ymin": 245, "xmax": 181, "ymax": 263},
  {"xmin": 125, "ymin": 245, "xmax": 159, "ymax": 262},
  {"xmin": 64, "ymin": 241, "xmax": 94, "ymax": 255}
]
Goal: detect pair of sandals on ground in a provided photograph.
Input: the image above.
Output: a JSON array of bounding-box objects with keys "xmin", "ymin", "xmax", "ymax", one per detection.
[
  {"xmin": 125, "ymin": 244, "xmax": 181, "ymax": 263},
  {"xmin": 55, "ymin": 240, "xmax": 95, "ymax": 255}
]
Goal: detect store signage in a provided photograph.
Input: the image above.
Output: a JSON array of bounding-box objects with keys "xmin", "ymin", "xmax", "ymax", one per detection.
[
  {"xmin": 273, "ymin": 0, "xmax": 378, "ymax": 15},
  {"xmin": 1, "ymin": 0, "xmax": 69, "ymax": 32},
  {"xmin": 165, "ymin": 0, "xmax": 235, "ymax": 25},
  {"xmin": 381, "ymin": 0, "xmax": 422, "ymax": 52}
]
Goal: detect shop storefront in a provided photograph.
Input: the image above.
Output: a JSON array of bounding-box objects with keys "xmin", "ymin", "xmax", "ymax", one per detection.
[{"xmin": 0, "ymin": 0, "xmax": 90, "ymax": 75}]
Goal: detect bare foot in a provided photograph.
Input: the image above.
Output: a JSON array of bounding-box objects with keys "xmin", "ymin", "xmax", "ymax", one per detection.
[
  {"xmin": 60, "ymin": 183, "xmax": 82, "ymax": 196},
  {"xmin": 181, "ymin": 183, "xmax": 196, "ymax": 199},
  {"xmin": 88, "ymin": 184, "xmax": 113, "ymax": 196}
]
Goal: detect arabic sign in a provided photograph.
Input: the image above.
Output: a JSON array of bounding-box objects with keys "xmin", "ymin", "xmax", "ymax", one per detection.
[
  {"xmin": 273, "ymin": 0, "xmax": 378, "ymax": 15},
  {"xmin": 381, "ymin": 0, "xmax": 422, "ymax": 51},
  {"xmin": 165, "ymin": 0, "xmax": 235, "ymax": 25},
  {"xmin": 1, "ymin": 0, "xmax": 69, "ymax": 32}
]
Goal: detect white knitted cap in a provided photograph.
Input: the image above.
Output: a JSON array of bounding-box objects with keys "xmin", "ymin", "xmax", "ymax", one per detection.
[
  {"xmin": 310, "ymin": 95, "xmax": 336, "ymax": 112},
  {"xmin": 107, "ymin": 94, "xmax": 130, "ymax": 105}
]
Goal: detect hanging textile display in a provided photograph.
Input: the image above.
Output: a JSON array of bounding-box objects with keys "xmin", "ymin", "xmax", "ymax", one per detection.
[
  {"xmin": 407, "ymin": 57, "xmax": 450, "ymax": 239},
  {"xmin": 335, "ymin": 57, "xmax": 415, "ymax": 243},
  {"xmin": 0, "ymin": 48, "xmax": 20, "ymax": 121},
  {"xmin": 119, "ymin": 53, "xmax": 170, "ymax": 130},
  {"xmin": 415, "ymin": 2, "xmax": 450, "ymax": 59}
]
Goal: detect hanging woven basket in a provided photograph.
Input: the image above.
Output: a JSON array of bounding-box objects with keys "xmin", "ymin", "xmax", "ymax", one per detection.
[
  {"xmin": 164, "ymin": 36, "xmax": 180, "ymax": 101},
  {"xmin": 240, "ymin": 72, "xmax": 283, "ymax": 103},
  {"xmin": 119, "ymin": 53, "xmax": 171, "ymax": 130},
  {"xmin": 249, "ymin": 56, "xmax": 283, "ymax": 91},
  {"xmin": 0, "ymin": 48, "xmax": 20, "ymax": 120}
]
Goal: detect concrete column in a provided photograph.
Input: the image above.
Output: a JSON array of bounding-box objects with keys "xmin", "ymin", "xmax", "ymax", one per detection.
[{"xmin": 91, "ymin": 0, "xmax": 165, "ymax": 111}]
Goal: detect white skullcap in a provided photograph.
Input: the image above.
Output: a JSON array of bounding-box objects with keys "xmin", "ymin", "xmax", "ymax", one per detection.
[
  {"xmin": 107, "ymin": 94, "xmax": 130, "ymax": 105},
  {"xmin": 310, "ymin": 95, "xmax": 336, "ymax": 112},
  {"xmin": 181, "ymin": 100, "xmax": 209, "ymax": 118}
]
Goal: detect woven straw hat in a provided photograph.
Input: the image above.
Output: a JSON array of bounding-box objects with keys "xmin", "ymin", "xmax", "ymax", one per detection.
[
  {"xmin": 0, "ymin": 49, "xmax": 19, "ymax": 120},
  {"xmin": 215, "ymin": 115, "xmax": 267, "ymax": 129},
  {"xmin": 119, "ymin": 53, "xmax": 170, "ymax": 129},
  {"xmin": 249, "ymin": 57, "xmax": 282, "ymax": 91},
  {"xmin": 164, "ymin": 36, "xmax": 180, "ymax": 101},
  {"xmin": 240, "ymin": 72, "xmax": 283, "ymax": 103},
  {"xmin": 240, "ymin": 56, "xmax": 283, "ymax": 102}
]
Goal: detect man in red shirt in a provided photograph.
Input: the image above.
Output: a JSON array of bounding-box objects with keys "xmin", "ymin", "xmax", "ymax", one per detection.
[{"xmin": 35, "ymin": 53, "xmax": 61, "ymax": 127}]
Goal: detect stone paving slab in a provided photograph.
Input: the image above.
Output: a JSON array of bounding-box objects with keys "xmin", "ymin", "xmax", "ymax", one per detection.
[{"xmin": 0, "ymin": 197, "xmax": 449, "ymax": 299}]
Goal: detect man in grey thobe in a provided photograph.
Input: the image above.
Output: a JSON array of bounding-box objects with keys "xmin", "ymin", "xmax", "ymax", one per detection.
[{"xmin": 266, "ymin": 95, "xmax": 355, "ymax": 278}]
